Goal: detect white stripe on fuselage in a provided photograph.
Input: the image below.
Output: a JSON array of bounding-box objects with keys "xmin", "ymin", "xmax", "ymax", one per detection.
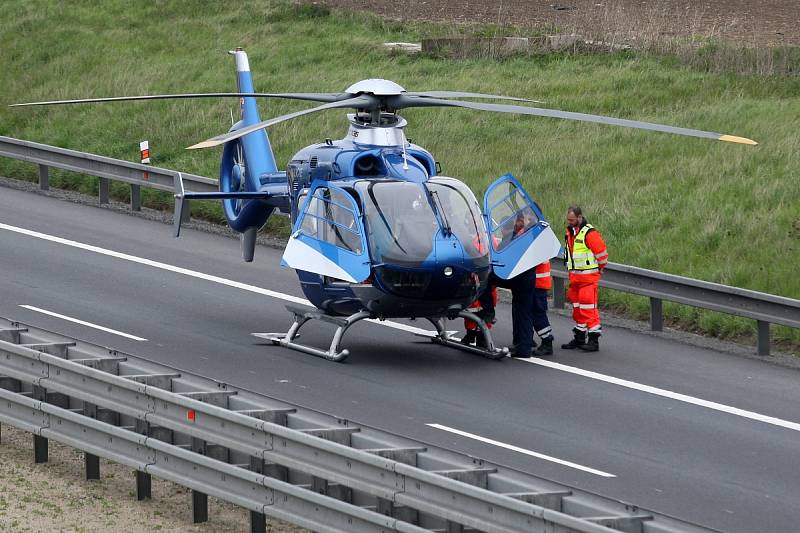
[{"xmin": 282, "ymin": 237, "xmax": 358, "ymax": 283}]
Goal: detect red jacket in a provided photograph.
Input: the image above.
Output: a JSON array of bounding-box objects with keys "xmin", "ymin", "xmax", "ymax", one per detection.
[{"xmin": 535, "ymin": 261, "xmax": 552, "ymax": 290}]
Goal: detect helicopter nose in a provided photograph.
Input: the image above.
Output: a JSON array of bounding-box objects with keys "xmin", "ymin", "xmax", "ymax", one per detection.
[{"xmin": 434, "ymin": 232, "xmax": 466, "ymax": 268}]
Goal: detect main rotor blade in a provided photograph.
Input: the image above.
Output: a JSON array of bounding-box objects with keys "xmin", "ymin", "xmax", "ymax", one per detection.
[
  {"xmin": 10, "ymin": 92, "xmax": 348, "ymax": 107},
  {"xmin": 405, "ymin": 91, "xmax": 540, "ymax": 103},
  {"xmin": 187, "ymin": 95, "xmax": 376, "ymax": 150},
  {"xmin": 391, "ymin": 96, "xmax": 758, "ymax": 145}
]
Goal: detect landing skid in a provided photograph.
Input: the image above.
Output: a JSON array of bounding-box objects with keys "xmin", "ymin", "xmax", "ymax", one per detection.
[
  {"xmin": 420, "ymin": 310, "xmax": 508, "ymax": 361},
  {"xmin": 253, "ymin": 306, "xmax": 508, "ymax": 362},
  {"xmin": 253, "ymin": 305, "xmax": 371, "ymax": 362}
]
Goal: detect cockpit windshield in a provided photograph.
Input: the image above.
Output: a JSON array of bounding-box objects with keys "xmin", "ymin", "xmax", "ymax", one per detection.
[
  {"xmin": 355, "ymin": 179, "xmax": 489, "ymax": 267},
  {"xmin": 426, "ymin": 177, "xmax": 490, "ymax": 260}
]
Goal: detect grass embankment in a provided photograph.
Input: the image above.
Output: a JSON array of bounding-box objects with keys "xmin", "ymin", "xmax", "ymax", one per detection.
[{"xmin": 0, "ymin": 1, "xmax": 798, "ymax": 348}]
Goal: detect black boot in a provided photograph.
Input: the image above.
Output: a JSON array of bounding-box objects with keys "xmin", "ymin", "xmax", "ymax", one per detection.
[
  {"xmin": 579, "ymin": 332, "xmax": 600, "ymax": 352},
  {"xmin": 460, "ymin": 329, "xmax": 477, "ymax": 346},
  {"xmin": 475, "ymin": 330, "xmax": 488, "ymax": 349},
  {"xmin": 561, "ymin": 329, "xmax": 585, "ymax": 350},
  {"xmin": 532, "ymin": 336, "xmax": 554, "ymax": 357}
]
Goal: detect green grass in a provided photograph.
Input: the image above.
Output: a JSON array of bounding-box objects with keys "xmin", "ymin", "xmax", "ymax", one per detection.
[{"xmin": 1, "ymin": 1, "xmax": 798, "ymax": 347}]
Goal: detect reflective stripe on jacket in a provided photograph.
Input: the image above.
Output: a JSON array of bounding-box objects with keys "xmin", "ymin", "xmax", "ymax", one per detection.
[{"xmin": 535, "ymin": 261, "xmax": 552, "ymax": 290}]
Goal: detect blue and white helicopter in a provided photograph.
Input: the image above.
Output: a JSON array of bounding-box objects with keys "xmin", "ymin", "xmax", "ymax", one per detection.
[{"xmin": 15, "ymin": 48, "xmax": 756, "ymax": 362}]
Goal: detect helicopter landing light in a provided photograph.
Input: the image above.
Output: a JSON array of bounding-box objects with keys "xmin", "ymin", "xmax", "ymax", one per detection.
[{"xmin": 443, "ymin": 266, "xmax": 454, "ymax": 277}]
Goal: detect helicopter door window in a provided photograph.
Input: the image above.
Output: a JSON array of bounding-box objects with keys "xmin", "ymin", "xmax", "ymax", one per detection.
[
  {"xmin": 298, "ymin": 187, "xmax": 362, "ymax": 254},
  {"xmin": 486, "ymin": 181, "xmax": 540, "ymax": 251}
]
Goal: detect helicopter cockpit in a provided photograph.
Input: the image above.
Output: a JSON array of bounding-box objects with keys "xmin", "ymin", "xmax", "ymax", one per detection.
[{"xmin": 354, "ymin": 177, "xmax": 490, "ymax": 270}]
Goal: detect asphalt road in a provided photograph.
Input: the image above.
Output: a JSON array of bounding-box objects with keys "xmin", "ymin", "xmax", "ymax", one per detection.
[{"xmin": 1, "ymin": 185, "xmax": 799, "ymax": 532}]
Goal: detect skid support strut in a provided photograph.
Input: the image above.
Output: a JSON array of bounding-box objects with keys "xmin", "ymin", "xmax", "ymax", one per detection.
[
  {"xmin": 253, "ymin": 305, "xmax": 373, "ymax": 362},
  {"xmin": 424, "ymin": 310, "xmax": 508, "ymax": 360}
]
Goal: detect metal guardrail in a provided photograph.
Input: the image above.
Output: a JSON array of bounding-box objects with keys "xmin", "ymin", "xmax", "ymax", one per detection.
[
  {"xmin": 1, "ymin": 134, "xmax": 798, "ymax": 355},
  {"xmin": 550, "ymin": 261, "xmax": 800, "ymax": 356},
  {"xmin": 0, "ymin": 135, "xmax": 216, "ymax": 210},
  {"xmin": 0, "ymin": 318, "xmax": 714, "ymax": 533}
]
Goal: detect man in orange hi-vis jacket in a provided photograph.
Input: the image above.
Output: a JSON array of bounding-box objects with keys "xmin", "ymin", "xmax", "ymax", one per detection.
[{"xmin": 561, "ymin": 206, "xmax": 608, "ymax": 352}]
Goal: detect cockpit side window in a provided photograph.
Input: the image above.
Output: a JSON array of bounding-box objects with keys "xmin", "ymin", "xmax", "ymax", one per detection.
[{"xmin": 299, "ymin": 187, "xmax": 362, "ymax": 254}]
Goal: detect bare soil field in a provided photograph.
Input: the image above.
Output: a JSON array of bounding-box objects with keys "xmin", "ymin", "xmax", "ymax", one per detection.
[
  {"xmin": 0, "ymin": 424, "xmax": 304, "ymax": 532},
  {"xmin": 306, "ymin": 0, "xmax": 799, "ymax": 46}
]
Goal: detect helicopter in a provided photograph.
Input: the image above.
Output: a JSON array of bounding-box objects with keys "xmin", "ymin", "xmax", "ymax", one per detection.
[{"xmin": 13, "ymin": 48, "xmax": 757, "ymax": 362}]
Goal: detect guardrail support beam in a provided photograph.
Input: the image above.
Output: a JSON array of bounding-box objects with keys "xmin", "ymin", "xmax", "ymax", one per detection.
[
  {"xmin": 757, "ymin": 320, "xmax": 770, "ymax": 356},
  {"xmin": 130, "ymin": 184, "xmax": 141, "ymax": 211},
  {"xmin": 181, "ymin": 201, "xmax": 191, "ymax": 223},
  {"xmin": 446, "ymin": 522, "xmax": 464, "ymax": 533},
  {"xmin": 86, "ymin": 452, "xmax": 100, "ymax": 479},
  {"xmin": 553, "ymin": 277, "xmax": 566, "ymax": 309},
  {"xmin": 136, "ymin": 470, "xmax": 151, "ymax": 500},
  {"xmin": 99, "ymin": 177, "xmax": 110, "ymax": 204},
  {"xmin": 38, "ymin": 164, "xmax": 49, "ymax": 190},
  {"xmin": 192, "ymin": 490, "xmax": 208, "ymax": 523},
  {"xmin": 650, "ymin": 298, "xmax": 663, "ymax": 332}
]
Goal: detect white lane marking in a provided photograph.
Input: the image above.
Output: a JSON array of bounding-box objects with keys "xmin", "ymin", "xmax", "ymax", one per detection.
[
  {"xmin": 4, "ymin": 222, "xmax": 800, "ymax": 435},
  {"xmin": 19, "ymin": 305, "xmax": 148, "ymax": 341},
  {"xmin": 0, "ymin": 222, "xmax": 431, "ymax": 337},
  {"xmin": 520, "ymin": 357, "xmax": 800, "ymax": 433},
  {"xmin": 427, "ymin": 423, "xmax": 615, "ymax": 478}
]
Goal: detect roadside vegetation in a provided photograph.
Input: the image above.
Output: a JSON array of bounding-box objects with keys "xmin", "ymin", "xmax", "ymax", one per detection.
[{"xmin": 0, "ymin": 1, "xmax": 797, "ymax": 348}]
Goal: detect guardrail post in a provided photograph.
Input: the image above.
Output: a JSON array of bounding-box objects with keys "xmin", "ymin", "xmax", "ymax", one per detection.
[
  {"xmin": 250, "ymin": 511, "xmax": 266, "ymax": 533},
  {"xmin": 38, "ymin": 164, "xmax": 49, "ymax": 190},
  {"xmin": 136, "ymin": 470, "xmax": 151, "ymax": 500},
  {"xmin": 249, "ymin": 456, "xmax": 268, "ymax": 532},
  {"xmin": 553, "ymin": 277, "xmax": 565, "ymax": 309},
  {"xmin": 32, "ymin": 384, "xmax": 49, "ymax": 463},
  {"xmin": 190, "ymin": 435, "xmax": 209, "ymax": 523},
  {"xmin": 192, "ymin": 490, "xmax": 208, "ymax": 523},
  {"xmin": 130, "ymin": 184, "xmax": 141, "ymax": 211},
  {"xmin": 34, "ymin": 434, "xmax": 48, "ymax": 463},
  {"xmin": 650, "ymin": 298, "xmax": 663, "ymax": 331},
  {"xmin": 757, "ymin": 321, "xmax": 770, "ymax": 356},
  {"xmin": 86, "ymin": 453, "xmax": 100, "ymax": 479},
  {"xmin": 99, "ymin": 177, "xmax": 110, "ymax": 204}
]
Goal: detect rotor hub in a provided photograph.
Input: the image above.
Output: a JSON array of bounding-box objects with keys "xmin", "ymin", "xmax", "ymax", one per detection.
[{"xmin": 345, "ymin": 79, "xmax": 406, "ymax": 96}]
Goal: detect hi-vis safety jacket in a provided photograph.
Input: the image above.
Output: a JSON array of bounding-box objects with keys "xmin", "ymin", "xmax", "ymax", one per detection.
[{"xmin": 565, "ymin": 223, "xmax": 608, "ymax": 282}]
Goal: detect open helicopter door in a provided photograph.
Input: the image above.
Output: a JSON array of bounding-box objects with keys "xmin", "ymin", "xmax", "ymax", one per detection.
[
  {"xmin": 483, "ymin": 173, "xmax": 562, "ymax": 279},
  {"xmin": 281, "ymin": 180, "xmax": 370, "ymax": 283}
]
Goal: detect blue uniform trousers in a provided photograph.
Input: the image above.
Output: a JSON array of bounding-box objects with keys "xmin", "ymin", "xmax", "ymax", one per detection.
[
  {"xmin": 480, "ymin": 269, "xmax": 538, "ymax": 355},
  {"xmin": 532, "ymin": 288, "xmax": 552, "ymax": 340}
]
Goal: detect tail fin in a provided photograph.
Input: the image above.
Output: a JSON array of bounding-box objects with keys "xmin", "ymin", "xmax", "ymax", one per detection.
[{"xmin": 229, "ymin": 48, "xmax": 278, "ymax": 189}]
